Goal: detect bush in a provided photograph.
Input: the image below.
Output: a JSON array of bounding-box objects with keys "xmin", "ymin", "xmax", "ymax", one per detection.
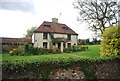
[
  {"xmin": 29, "ymin": 47, "xmax": 40, "ymax": 55},
  {"xmin": 9, "ymin": 43, "xmax": 61, "ymax": 56},
  {"xmin": 39, "ymin": 48, "xmax": 48, "ymax": 55},
  {"xmin": 9, "ymin": 44, "xmax": 38, "ymax": 56},
  {"xmin": 63, "ymin": 45, "xmax": 88, "ymax": 53},
  {"xmin": 71, "ymin": 45, "xmax": 78, "ymax": 52},
  {"xmin": 24, "ymin": 44, "xmax": 48, "ymax": 55},
  {"xmin": 48, "ymin": 48, "xmax": 61, "ymax": 54},
  {"xmin": 9, "ymin": 45, "xmax": 24, "ymax": 56},
  {"xmin": 2, "ymin": 45, "xmax": 18, "ymax": 53},
  {"xmin": 63, "ymin": 47, "xmax": 71, "ymax": 53},
  {"xmin": 100, "ymin": 25, "xmax": 120, "ymax": 57},
  {"xmin": 80, "ymin": 45, "xmax": 88, "ymax": 51}
]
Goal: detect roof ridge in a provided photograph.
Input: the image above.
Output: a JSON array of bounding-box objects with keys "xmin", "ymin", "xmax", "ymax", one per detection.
[{"xmin": 44, "ymin": 21, "xmax": 66, "ymax": 25}]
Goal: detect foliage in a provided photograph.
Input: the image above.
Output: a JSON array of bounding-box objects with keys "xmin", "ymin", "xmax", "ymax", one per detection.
[
  {"xmin": 38, "ymin": 48, "xmax": 48, "ymax": 55},
  {"xmin": 79, "ymin": 45, "xmax": 88, "ymax": 51},
  {"xmin": 100, "ymin": 25, "xmax": 120, "ymax": 57},
  {"xmin": 63, "ymin": 46, "xmax": 72, "ymax": 53},
  {"xmin": 9, "ymin": 43, "xmax": 61, "ymax": 56},
  {"xmin": 2, "ymin": 53, "xmax": 120, "ymax": 79},
  {"xmin": 48, "ymin": 47, "xmax": 61, "ymax": 54},
  {"xmin": 49, "ymin": 33, "xmax": 59, "ymax": 44},
  {"xmin": 9, "ymin": 46, "xmax": 24, "ymax": 56},
  {"xmin": 24, "ymin": 26, "xmax": 37, "ymax": 38},
  {"xmin": 2, "ymin": 44, "xmax": 18, "ymax": 53},
  {"xmin": 80, "ymin": 62, "xmax": 98, "ymax": 80},
  {"xmin": 3, "ymin": 45, "xmax": 120, "ymax": 79},
  {"xmin": 63, "ymin": 45, "xmax": 88, "ymax": 53},
  {"xmin": 73, "ymin": 0, "xmax": 118, "ymax": 34},
  {"xmin": 24, "ymin": 43, "xmax": 31, "ymax": 55}
]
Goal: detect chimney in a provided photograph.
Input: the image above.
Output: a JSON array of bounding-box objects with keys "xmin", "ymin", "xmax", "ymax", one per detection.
[{"xmin": 52, "ymin": 18, "xmax": 58, "ymax": 24}]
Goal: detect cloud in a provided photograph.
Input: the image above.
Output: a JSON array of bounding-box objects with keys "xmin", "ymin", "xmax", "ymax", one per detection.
[{"xmin": 0, "ymin": 0, "xmax": 35, "ymax": 14}]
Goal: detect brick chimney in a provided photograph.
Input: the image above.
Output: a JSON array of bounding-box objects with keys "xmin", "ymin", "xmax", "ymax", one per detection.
[{"xmin": 52, "ymin": 18, "xmax": 58, "ymax": 24}]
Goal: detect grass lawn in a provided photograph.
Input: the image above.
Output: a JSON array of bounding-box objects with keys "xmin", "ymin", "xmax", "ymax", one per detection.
[
  {"xmin": 2, "ymin": 45, "xmax": 100, "ymax": 62},
  {"xmin": 2, "ymin": 53, "xmax": 79, "ymax": 62},
  {"xmin": 72, "ymin": 45, "xmax": 100, "ymax": 58}
]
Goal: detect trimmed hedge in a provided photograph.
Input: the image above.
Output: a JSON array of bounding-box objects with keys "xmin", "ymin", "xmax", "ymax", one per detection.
[
  {"xmin": 2, "ymin": 53, "xmax": 120, "ymax": 79},
  {"xmin": 2, "ymin": 55, "xmax": 120, "ymax": 74},
  {"xmin": 100, "ymin": 25, "xmax": 120, "ymax": 57}
]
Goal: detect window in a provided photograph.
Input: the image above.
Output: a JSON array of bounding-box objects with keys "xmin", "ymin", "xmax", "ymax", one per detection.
[
  {"xmin": 43, "ymin": 42, "xmax": 47, "ymax": 48},
  {"xmin": 44, "ymin": 25, "xmax": 51, "ymax": 29},
  {"xmin": 43, "ymin": 33, "xmax": 48, "ymax": 39},
  {"xmin": 67, "ymin": 43, "xmax": 71, "ymax": 47},
  {"xmin": 67, "ymin": 34, "xmax": 71, "ymax": 40},
  {"xmin": 62, "ymin": 27, "xmax": 68, "ymax": 30},
  {"xmin": 53, "ymin": 43, "xmax": 55, "ymax": 46}
]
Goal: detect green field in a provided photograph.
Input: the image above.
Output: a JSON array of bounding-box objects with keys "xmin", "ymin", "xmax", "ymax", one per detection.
[
  {"xmin": 72, "ymin": 45, "xmax": 100, "ymax": 58},
  {"xmin": 2, "ymin": 45, "xmax": 100, "ymax": 62}
]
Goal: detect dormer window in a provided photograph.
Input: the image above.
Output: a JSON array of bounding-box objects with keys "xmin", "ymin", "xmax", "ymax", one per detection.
[
  {"xmin": 62, "ymin": 27, "xmax": 69, "ymax": 30},
  {"xmin": 44, "ymin": 25, "xmax": 51, "ymax": 29}
]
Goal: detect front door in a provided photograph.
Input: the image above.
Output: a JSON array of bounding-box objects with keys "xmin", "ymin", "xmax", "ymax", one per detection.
[
  {"xmin": 58, "ymin": 43, "xmax": 61, "ymax": 49},
  {"xmin": 63, "ymin": 43, "xmax": 66, "ymax": 49}
]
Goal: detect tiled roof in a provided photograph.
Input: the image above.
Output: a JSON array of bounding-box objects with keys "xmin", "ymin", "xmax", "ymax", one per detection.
[
  {"xmin": 34, "ymin": 21, "xmax": 78, "ymax": 35},
  {"xmin": 1, "ymin": 37, "xmax": 32, "ymax": 44}
]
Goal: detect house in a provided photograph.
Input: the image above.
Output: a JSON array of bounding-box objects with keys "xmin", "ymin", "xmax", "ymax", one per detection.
[{"xmin": 33, "ymin": 18, "xmax": 78, "ymax": 52}]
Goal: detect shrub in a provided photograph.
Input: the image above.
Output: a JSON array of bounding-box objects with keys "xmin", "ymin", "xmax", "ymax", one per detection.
[
  {"xmin": 24, "ymin": 44, "xmax": 48, "ymax": 55},
  {"xmin": 63, "ymin": 46, "xmax": 71, "ymax": 53},
  {"xmin": 2, "ymin": 44, "xmax": 18, "ymax": 53},
  {"xmin": 63, "ymin": 45, "xmax": 88, "ymax": 53},
  {"xmin": 100, "ymin": 25, "xmax": 120, "ymax": 57},
  {"xmin": 39, "ymin": 48, "xmax": 48, "ymax": 55},
  {"xmin": 9, "ymin": 43, "xmax": 61, "ymax": 56},
  {"xmin": 9, "ymin": 45, "xmax": 24, "ymax": 56},
  {"xmin": 63, "ymin": 48, "xmax": 71, "ymax": 53},
  {"xmin": 24, "ymin": 43, "xmax": 33, "ymax": 55},
  {"xmin": 29, "ymin": 47, "xmax": 40, "ymax": 55},
  {"xmin": 71, "ymin": 45, "xmax": 78, "ymax": 52},
  {"xmin": 9, "ymin": 44, "xmax": 37, "ymax": 56},
  {"xmin": 80, "ymin": 45, "xmax": 88, "ymax": 51},
  {"xmin": 48, "ymin": 48, "xmax": 61, "ymax": 54}
]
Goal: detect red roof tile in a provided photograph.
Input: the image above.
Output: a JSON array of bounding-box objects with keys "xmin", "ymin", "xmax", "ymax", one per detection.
[
  {"xmin": 34, "ymin": 21, "xmax": 78, "ymax": 35},
  {"xmin": 1, "ymin": 37, "xmax": 32, "ymax": 44}
]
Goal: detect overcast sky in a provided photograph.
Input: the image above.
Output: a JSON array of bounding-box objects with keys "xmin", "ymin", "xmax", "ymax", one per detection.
[{"xmin": 0, "ymin": 0, "xmax": 94, "ymax": 39}]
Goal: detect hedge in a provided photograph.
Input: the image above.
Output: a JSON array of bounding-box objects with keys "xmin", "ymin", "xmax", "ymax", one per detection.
[{"xmin": 2, "ymin": 55, "xmax": 120, "ymax": 74}]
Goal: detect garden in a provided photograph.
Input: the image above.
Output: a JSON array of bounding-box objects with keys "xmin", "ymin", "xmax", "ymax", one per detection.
[
  {"xmin": 2, "ymin": 45, "xmax": 99, "ymax": 62},
  {"xmin": 2, "ymin": 25, "xmax": 120, "ymax": 80}
]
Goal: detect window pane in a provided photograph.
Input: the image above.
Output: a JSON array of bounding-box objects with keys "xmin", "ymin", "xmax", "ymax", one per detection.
[
  {"xmin": 43, "ymin": 42, "xmax": 47, "ymax": 48},
  {"xmin": 43, "ymin": 33, "xmax": 48, "ymax": 39},
  {"xmin": 67, "ymin": 35, "xmax": 71, "ymax": 40}
]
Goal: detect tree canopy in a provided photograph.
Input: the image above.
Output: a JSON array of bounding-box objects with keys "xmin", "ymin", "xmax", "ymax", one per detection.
[
  {"xmin": 24, "ymin": 26, "xmax": 37, "ymax": 38},
  {"xmin": 73, "ymin": 0, "xmax": 118, "ymax": 35}
]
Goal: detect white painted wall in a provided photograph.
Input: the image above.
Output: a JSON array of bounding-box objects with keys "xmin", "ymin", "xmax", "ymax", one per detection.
[
  {"xmin": 54, "ymin": 33, "xmax": 78, "ymax": 46},
  {"xmin": 54, "ymin": 33, "xmax": 67, "ymax": 38},
  {"xmin": 34, "ymin": 32, "xmax": 78, "ymax": 49}
]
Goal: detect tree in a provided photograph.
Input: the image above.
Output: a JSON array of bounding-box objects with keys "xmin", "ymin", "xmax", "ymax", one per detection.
[
  {"xmin": 24, "ymin": 26, "xmax": 37, "ymax": 38},
  {"xmin": 73, "ymin": 0, "xmax": 118, "ymax": 35}
]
